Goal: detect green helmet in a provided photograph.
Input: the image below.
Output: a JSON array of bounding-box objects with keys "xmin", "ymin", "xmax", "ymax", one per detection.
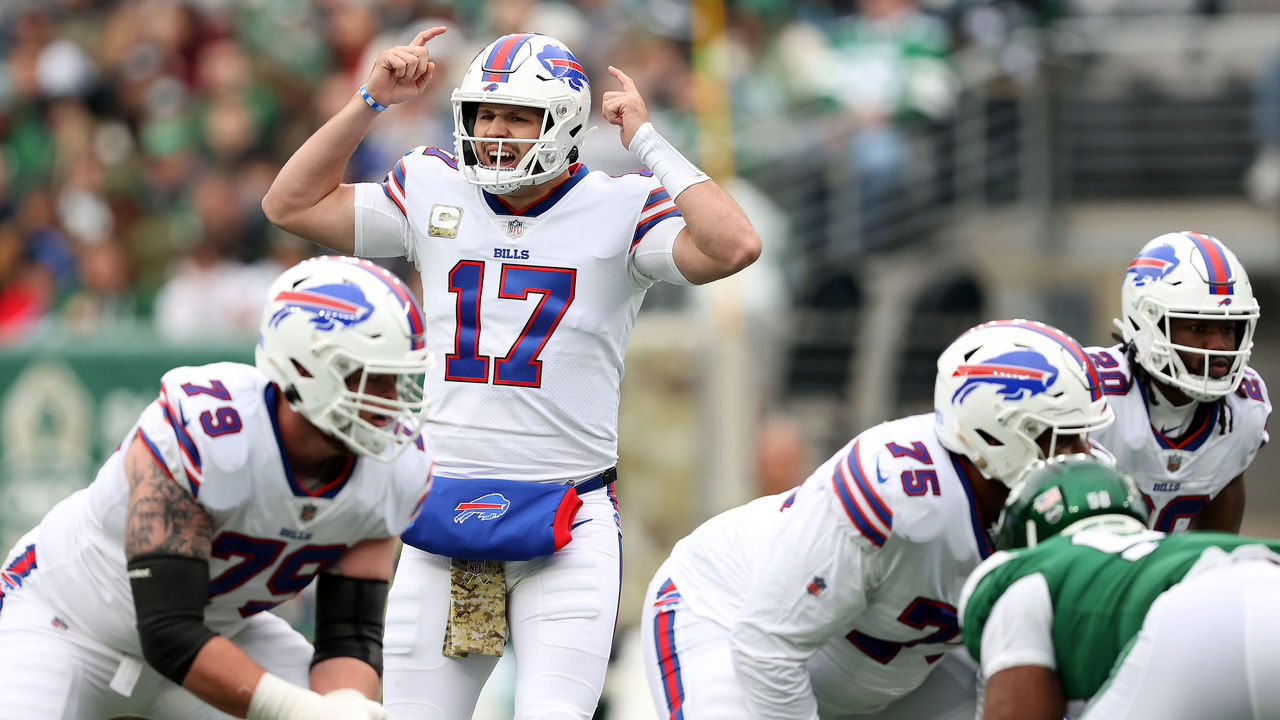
[{"xmin": 995, "ymin": 454, "xmax": 1150, "ymax": 549}]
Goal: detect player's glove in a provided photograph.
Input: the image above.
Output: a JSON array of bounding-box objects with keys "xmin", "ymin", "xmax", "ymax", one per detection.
[{"xmin": 247, "ymin": 672, "xmax": 391, "ymax": 720}]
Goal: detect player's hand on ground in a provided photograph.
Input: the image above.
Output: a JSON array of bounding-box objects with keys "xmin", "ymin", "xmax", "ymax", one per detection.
[
  {"xmin": 364, "ymin": 27, "xmax": 447, "ymax": 109},
  {"xmin": 601, "ymin": 66, "xmax": 651, "ymax": 149},
  {"xmin": 275, "ymin": 688, "xmax": 391, "ymax": 720}
]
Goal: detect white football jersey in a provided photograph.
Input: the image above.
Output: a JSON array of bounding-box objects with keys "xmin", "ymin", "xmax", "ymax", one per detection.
[
  {"xmin": 666, "ymin": 413, "xmax": 994, "ymax": 717},
  {"xmin": 28, "ymin": 362, "xmax": 433, "ymax": 657},
  {"xmin": 357, "ymin": 149, "xmax": 687, "ymax": 482},
  {"xmin": 1085, "ymin": 344, "xmax": 1271, "ymax": 532}
]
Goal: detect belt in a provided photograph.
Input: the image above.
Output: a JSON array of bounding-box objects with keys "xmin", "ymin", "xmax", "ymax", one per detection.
[{"xmin": 572, "ymin": 467, "xmax": 617, "ymax": 495}]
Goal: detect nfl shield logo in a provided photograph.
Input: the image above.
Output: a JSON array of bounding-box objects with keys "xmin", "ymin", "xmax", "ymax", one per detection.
[
  {"xmin": 806, "ymin": 576, "xmax": 826, "ymax": 596},
  {"xmin": 1167, "ymin": 454, "xmax": 1182, "ymax": 471},
  {"xmin": 300, "ymin": 503, "xmax": 317, "ymax": 522},
  {"xmin": 505, "ymin": 219, "xmax": 524, "ymax": 238}
]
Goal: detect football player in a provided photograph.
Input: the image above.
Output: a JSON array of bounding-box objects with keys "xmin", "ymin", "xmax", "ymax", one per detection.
[
  {"xmin": 960, "ymin": 454, "xmax": 1280, "ymax": 720},
  {"xmin": 0, "ymin": 256, "xmax": 435, "ymax": 719},
  {"xmin": 1085, "ymin": 230, "xmax": 1270, "ymax": 532},
  {"xmin": 260, "ymin": 28, "xmax": 760, "ymax": 719},
  {"xmin": 640, "ymin": 319, "xmax": 1114, "ymax": 720}
]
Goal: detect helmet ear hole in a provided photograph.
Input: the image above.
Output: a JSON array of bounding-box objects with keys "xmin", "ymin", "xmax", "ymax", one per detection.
[
  {"xmin": 291, "ymin": 360, "xmax": 313, "ymax": 379},
  {"xmin": 975, "ymin": 430, "xmax": 1003, "ymax": 447}
]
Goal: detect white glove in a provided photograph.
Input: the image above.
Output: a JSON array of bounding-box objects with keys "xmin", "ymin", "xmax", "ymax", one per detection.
[{"xmin": 247, "ymin": 672, "xmax": 391, "ymax": 720}]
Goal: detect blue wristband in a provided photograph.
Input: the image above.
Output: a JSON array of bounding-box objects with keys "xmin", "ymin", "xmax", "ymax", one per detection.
[{"xmin": 359, "ymin": 84, "xmax": 388, "ymax": 113}]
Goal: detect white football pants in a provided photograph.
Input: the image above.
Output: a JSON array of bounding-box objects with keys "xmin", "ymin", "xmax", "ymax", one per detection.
[{"xmin": 383, "ymin": 486, "xmax": 622, "ymax": 720}]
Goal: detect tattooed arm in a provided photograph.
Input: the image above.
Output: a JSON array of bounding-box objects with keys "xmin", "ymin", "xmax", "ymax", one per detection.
[{"xmin": 123, "ymin": 433, "xmax": 268, "ymax": 717}]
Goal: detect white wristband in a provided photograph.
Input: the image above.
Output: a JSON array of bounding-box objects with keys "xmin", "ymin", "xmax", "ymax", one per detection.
[
  {"xmin": 247, "ymin": 672, "xmax": 324, "ymax": 720},
  {"xmin": 627, "ymin": 122, "xmax": 711, "ymax": 200}
]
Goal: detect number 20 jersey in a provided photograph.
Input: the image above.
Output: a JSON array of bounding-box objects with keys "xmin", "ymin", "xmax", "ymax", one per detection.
[
  {"xmin": 26, "ymin": 362, "xmax": 433, "ymax": 657},
  {"xmin": 359, "ymin": 149, "xmax": 687, "ymax": 482},
  {"xmin": 1085, "ymin": 344, "xmax": 1271, "ymax": 532}
]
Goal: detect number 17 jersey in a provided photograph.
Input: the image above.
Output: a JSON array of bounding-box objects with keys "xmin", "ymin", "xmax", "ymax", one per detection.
[{"xmin": 357, "ymin": 150, "xmax": 689, "ymax": 482}]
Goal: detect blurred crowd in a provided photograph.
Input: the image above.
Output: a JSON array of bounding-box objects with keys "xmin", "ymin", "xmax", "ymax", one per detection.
[{"xmin": 0, "ymin": 0, "xmax": 1265, "ymax": 346}]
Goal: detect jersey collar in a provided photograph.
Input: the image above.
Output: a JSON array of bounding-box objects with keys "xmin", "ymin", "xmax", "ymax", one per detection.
[
  {"xmin": 482, "ymin": 163, "xmax": 588, "ymax": 217},
  {"xmin": 264, "ymin": 383, "xmax": 359, "ymax": 499},
  {"xmin": 1134, "ymin": 375, "xmax": 1220, "ymax": 451},
  {"xmin": 949, "ymin": 451, "xmax": 996, "ymax": 559}
]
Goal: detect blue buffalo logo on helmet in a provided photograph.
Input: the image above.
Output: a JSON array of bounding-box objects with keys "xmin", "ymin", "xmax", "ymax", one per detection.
[
  {"xmin": 269, "ymin": 283, "xmax": 375, "ymax": 331},
  {"xmin": 951, "ymin": 350, "xmax": 1059, "ymax": 403},
  {"xmin": 537, "ymin": 44, "xmax": 588, "ymax": 92},
  {"xmin": 453, "ymin": 493, "xmax": 512, "ymax": 523},
  {"xmin": 1125, "ymin": 244, "xmax": 1180, "ymax": 286}
]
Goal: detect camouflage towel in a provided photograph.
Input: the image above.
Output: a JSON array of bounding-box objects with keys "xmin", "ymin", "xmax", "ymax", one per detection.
[{"xmin": 442, "ymin": 558, "xmax": 507, "ymax": 657}]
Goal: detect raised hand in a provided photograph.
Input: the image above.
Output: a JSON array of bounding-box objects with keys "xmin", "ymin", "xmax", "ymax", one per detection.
[
  {"xmin": 363, "ymin": 27, "xmax": 448, "ymax": 109},
  {"xmin": 601, "ymin": 65, "xmax": 651, "ymax": 150}
]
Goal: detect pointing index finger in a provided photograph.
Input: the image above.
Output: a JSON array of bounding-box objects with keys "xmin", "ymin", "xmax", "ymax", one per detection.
[
  {"xmin": 411, "ymin": 26, "xmax": 448, "ymax": 47},
  {"xmin": 607, "ymin": 65, "xmax": 638, "ymax": 94}
]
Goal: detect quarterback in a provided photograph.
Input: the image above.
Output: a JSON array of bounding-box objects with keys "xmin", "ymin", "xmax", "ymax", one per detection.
[
  {"xmin": 0, "ymin": 256, "xmax": 435, "ymax": 719},
  {"xmin": 1086, "ymin": 230, "xmax": 1270, "ymax": 532},
  {"xmin": 640, "ymin": 319, "xmax": 1114, "ymax": 720},
  {"xmin": 262, "ymin": 27, "xmax": 760, "ymax": 719}
]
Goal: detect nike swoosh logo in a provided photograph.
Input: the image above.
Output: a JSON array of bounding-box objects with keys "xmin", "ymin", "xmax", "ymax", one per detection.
[
  {"xmin": 875, "ymin": 461, "xmax": 890, "ymax": 484},
  {"xmin": 571, "ymin": 519, "xmax": 592, "ymax": 530}
]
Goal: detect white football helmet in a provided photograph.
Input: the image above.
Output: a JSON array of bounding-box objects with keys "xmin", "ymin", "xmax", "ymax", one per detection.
[
  {"xmin": 934, "ymin": 319, "xmax": 1114, "ymax": 488},
  {"xmin": 451, "ymin": 33, "xmax": 591, "ymax": 195},
  {"xmin": 255, "ymin": 256, "xmax": 431, "ymax": 461},
  {"xmin": 1118, "ymin": 231, "xmax": 1259, "ymax": 402}
]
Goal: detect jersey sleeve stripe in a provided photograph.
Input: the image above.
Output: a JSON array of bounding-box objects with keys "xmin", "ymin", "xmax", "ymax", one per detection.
[
  {"xmin": 136, "ymin": 428, "xmax": 176, "ymax": 482},
  {"xmin": 831, "ymin": 442, "xmax": 892, "ymax": 546},
  {"xmin": 831, "ymin": 469, "xmax": 888, "ymax": 547},
  {"xmin": 630, "ymin": 209, "xmax": 683, "ymax": 248},
  {"xmin": 391, "ymin": 159, "xmax": 408, "ymax": 195},
  {"xmin": 846, "ymin": 442, "xmax": 893, "ymax": 527},
  {"xmin": 643, "ymin": 187, "xmax": 672, "ymax": 209},
  {"xmin": 158, "ymin": 388, "xmax": 203, "ymax": 487},
  {"xmin": 380, "ymin": 178, "xmax": 408, "ymax": 217}
]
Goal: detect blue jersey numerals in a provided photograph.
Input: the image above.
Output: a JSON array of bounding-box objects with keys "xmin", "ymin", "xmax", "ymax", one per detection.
[
  {"xmin": 208, "ymin": 532, "xmax": 347, "ymax": 617},
  {"xmin": 445, "ymin": 261, "xmax": 576, "ymax": 388},
  {"xmin": 847, "ymin": 597, "xmax": 959, "ymax": 664}
]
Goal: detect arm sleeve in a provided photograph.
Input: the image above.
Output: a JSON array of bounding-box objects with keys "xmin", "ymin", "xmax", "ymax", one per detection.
[
  {"xmin": 629, "ymin": 216, "xmax": 691, "ymax": 286},
  {"xmin": 354, "ymin": 182, "xmax": 414, "ymax": 263},
  {"xmin": 729, "ymin": 492, "xmax": 881, "ymax": 720},
  {"xmin": 978, "ymin": 573, "xmax": 1057, "ymax": 678}
]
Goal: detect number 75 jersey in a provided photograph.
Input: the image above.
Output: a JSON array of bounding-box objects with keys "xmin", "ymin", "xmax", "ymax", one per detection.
[
  {"xmin": 365, "ymin": 149, "xmax": 687, "ymax": 482},
  {"xmin": 665, "ymin": 413, "xmax": 996, "ymax": 715},
  {"xmin": 1085, "ymin": 344, "xmax": 1271, "ymax": 532}
]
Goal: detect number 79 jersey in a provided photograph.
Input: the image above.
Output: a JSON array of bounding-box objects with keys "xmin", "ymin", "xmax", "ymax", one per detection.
[
  {"xmin": 28, "ymin": 362, "xmax": 433, "ymax": 657},
  {"xmin": 358, "ymin": 149, "xmax": 688, "ymax": 482},
  {"xmin": 1085, "ymin": 344, "xmax": 1271, "ymax": 532}
]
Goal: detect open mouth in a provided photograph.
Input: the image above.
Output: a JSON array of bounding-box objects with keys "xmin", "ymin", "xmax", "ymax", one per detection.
[{"xmin": 482, "ymin": 146, "xmax": 519, "ymax": 169}]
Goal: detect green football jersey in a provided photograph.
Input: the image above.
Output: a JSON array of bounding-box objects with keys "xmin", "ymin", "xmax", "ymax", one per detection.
[{"xmin": 961, "ymin": 530, "xmax": 1280, "ymax": 700}]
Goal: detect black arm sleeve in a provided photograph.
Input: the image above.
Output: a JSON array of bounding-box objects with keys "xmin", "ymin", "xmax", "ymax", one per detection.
[
  {"xmin": 311, "ymin": 572, "xmax": 389, "ymax": 675},
  {"xmin": 127, "ymin": 553, "xmax": 219, "ymax": 685}
]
